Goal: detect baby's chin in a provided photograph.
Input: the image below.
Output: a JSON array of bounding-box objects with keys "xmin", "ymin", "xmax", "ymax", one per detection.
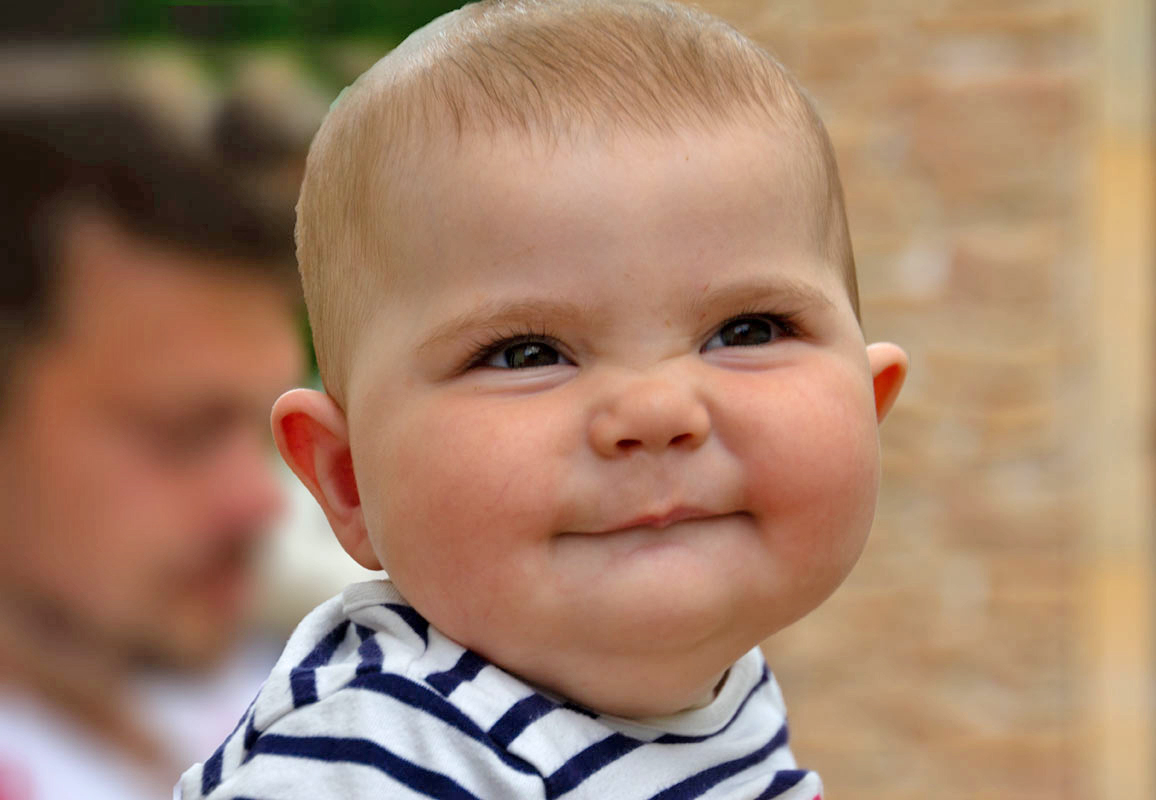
[
  {"xmin": 427, "ymin": 578, "xmax": 798, "ymax": 718},
  {"xmin": 470, "ymin": 614, "xmax": 765, "ymax": 719}
]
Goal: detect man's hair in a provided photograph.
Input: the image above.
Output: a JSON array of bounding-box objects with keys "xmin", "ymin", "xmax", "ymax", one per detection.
[
  {"xmin": 298, "ymin": 0, "xmax": 858, "ymax": 405},
  {"xmin": 0, "ymin": 100, "xmax": 298, "ymax": 401}
]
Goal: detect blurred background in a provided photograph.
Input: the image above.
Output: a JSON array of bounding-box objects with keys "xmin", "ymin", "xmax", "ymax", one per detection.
[{"xmin": 0, "ymin": 1, "xmax": 1151, "ymax": 798}]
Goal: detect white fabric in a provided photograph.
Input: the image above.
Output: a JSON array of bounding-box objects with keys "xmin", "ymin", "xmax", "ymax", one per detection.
[{"xmin": 179, "ymin": 580, "xmax": 823, "ymax": 800}]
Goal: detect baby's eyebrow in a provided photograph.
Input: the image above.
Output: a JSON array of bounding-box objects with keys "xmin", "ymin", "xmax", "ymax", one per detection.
[
  {"xmin": 685, "ymin": 277, "xmax": 837, "ymax": 317},
  {"xmin": 416, "ymin": 298, "xmax": 590, "ymax": 354}
]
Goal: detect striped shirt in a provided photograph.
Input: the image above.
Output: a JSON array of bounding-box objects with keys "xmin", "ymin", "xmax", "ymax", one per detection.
[{"xmin": 177, "ymin": 581, "xmax": 822, "ymax": 800}]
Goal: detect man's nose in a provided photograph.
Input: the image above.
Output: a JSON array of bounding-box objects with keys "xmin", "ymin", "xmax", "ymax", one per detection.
[
  {"xmin": 211, "ymin": 438, "xmax": 286, "ymax": 535},
  {"xmin": 588, "ymin": 370, "xmax": 711, "ymax": 457}
]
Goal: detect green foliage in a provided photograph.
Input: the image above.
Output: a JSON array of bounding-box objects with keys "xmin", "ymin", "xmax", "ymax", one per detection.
[{"xmin": 116, "ymin": 0, "xmax": 464, "ymax": 42}]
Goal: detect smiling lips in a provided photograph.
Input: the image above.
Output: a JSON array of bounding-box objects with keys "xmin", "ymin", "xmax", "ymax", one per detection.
[{"xmin": 594, "ymin": 506, "xmax": 725, "ymax": 535}]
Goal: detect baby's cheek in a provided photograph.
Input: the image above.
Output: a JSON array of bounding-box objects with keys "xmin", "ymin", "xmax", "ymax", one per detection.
[
  {"xmin": 741, "ymin": 410, "xmax": 878, "ymax": 621},
  {"xmin": 371, "ymin": 409, "xmax": 563, "ymax": 652},
  {"xmin": 742, "ymin": 379, "xmax": 880, "ymax": 538},
  {"xmin": 372, "ymin": 404, "xmax": 557, "ymax": 564}
]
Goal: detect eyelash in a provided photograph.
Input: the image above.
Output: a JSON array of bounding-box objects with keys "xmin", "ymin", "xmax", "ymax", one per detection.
[
  {"xmin": 718, "ymin": 308, "xmax": 802, "ymax": 340},
  {"xmin": 463, "ymin": 309, "xmax": 802, "ymax": 369},
  {"xmin": 465, "ymin": 326, "xmax": 568, "ymax": 370}
]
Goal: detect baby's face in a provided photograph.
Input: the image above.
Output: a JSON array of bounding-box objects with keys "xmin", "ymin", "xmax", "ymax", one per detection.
[{"xmin": 344, "ymin": 124, "xmax": 896, "ymax": 716}]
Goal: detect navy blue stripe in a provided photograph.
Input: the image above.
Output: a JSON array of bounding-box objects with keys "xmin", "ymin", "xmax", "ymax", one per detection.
[
  {"xmin": 646, "ymin": 723, "xmax": 790, "ymax": 800},
  {"xmin": 289, "ymin": 670, "xmax": 318, "ymax": 709},
  {"xmin": 355, "ymin": 624, "xmax": 384, "ymax": 674},
  {"xmin": 290, "ymin": 620, "xmax": 351, "ymax": 707},
  {"xmin": 488, "ymin": 693, "xmax": 557, "ymax": 748},
  {"xmin": 545, "ymin": 734, "xmax": 645, "ymax": 799},
  {"xmin": 755, "ymin": 769, "xmax": 809, "ymax": 799},
  {"xmin": 243, "ymin": 710, "xmax": 261, "ymax": 750},
  {"xmin": 654, "ymin": 667, "xmax": 770, "ymax": 745},
  {"xmin": 200, "ymin": 744, "xmax": 224, "ymax": 796},
  {"xmin": 247, "ymin": 734, "xmax": 482, "ymax": 800},
  {"xmin": 349, "ymin": 672, "xmax": 537, "ymax": 776},
  {"xmin": 426, "ymin": 650, "xmax": 488, "ymax": 697},
  {"xmin": 200, "ymin": 694, "xmax": 260, "ymax": 795},
  {"xmin": 297, "ymin": 620, "xmax": 352, "ymax": 669},
  {"xmin": 383, "ymin": 603, "xmax": 429, "ymax": 645}
]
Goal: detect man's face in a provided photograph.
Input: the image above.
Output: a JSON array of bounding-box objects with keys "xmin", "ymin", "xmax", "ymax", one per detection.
[
  {"xmin": 0, "ymin": 216, "xmax": 301, "ymax": 669},
  {"xmin": 345, "ymin": 125, "xmax": 893, "ymax": 715}
]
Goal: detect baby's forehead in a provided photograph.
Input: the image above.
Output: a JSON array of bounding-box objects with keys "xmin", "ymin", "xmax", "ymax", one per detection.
[
  {"xmin": 376, "ymin": 103, "xmax": 830, "ymax": 202},
  {"xmin": 372, "ymin": 121, "xmax": 846, "ymax": 302},
  {"xmin": 377, "ymin": 115, "xmax": 836, "ymax": 249}
]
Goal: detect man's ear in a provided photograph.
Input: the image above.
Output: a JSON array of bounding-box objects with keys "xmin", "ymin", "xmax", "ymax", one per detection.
[
  {"xmin": 271, "ymin": 389, "xmax": 381, "ymax": 570},
  {"xmin": 866, "ymin": 342, "xmax": 908, "ymax": 423}
]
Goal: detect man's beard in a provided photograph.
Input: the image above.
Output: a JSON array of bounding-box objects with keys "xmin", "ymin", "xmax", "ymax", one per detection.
[
  {"xmin": 0, "ymin": 524, "xmax": 266, "ymax": 676},
  {"xmin": 125, "ymin": 525, "xmax": 268, "ymax": 673}
]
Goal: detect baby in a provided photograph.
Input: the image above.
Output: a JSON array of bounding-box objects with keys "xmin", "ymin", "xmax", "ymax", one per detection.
[{"xmin": 179, "ymin": 1, "xmax": 907, "ymax": 797}]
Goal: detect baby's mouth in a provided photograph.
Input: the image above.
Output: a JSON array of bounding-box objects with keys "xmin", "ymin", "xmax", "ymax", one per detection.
[{"xmin": 588, "ymin": 507, "xmax": 733, "ymax": 535}]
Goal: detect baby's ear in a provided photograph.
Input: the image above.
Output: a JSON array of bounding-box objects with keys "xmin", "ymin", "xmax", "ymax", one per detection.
[
  {"xmin": 866, "ymin": 342, "xmax": 908, "ymax": 423},
  {"xmin": 271, "ymin": 389, "xmax": 381, "ymax": 570}
]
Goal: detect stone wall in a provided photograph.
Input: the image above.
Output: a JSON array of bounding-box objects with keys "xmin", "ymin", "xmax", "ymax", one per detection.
[{"xmin": 689, "ymin": 1, "xmax": 1154, "ymax": 798}]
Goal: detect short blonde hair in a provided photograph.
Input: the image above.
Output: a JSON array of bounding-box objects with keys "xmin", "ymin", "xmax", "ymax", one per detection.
[{"xmin": 297, "ymin": 0, "xmax": 857, "ymax": 406}]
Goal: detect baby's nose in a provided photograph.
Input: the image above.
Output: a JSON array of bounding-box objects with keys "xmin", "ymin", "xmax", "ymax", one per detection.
[{"xmin": 588, "ymin": 374, "xmax": 711, "ymax": 457}]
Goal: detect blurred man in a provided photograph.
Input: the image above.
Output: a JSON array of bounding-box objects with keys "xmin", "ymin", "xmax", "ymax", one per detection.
[{"xmin": 0, "ymin": 102, "xmax": 303, "ymax": 799}]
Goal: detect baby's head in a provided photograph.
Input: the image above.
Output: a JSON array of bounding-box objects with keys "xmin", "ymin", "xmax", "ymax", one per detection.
[{"xmin": 275, "ymin": 0, "xmax": 907, "ymax": 717}]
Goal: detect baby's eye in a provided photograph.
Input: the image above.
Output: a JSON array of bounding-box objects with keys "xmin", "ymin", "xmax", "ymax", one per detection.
[
  {"xmin": 701, "ymin": 315, "xmax": 792, "ymax": 351},
  {"xmin": 482, "ymin": 339, "xmax": 572, "ymax": 369}
]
